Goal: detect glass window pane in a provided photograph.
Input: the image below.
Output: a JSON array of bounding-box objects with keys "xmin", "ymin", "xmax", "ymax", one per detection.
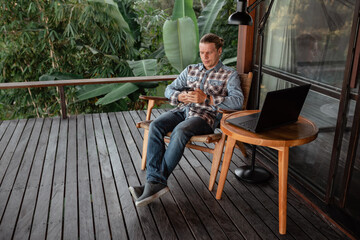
[
  {"xmin": 260, "ymin": 74, "xmax": 341, "ymax": 193},
  {"xmin": 262, "ymin": 0, "xmax": 355, "ymax": 88}
]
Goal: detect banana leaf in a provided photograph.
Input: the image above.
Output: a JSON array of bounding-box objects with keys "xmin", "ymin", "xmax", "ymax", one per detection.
[
  {"xmin": 198, "ymin": 0, "xmax": 226, "ymax": 38},
  {"xmin": 96, "ymin": 82, "xmax": 139, "ymax": 105},
  {"xmin": 77, "ymin": 83, "xmax": 119, "ymax": 101},
  {"xmin": 87, "ymin": 0, "xmax": 131, "ymax": 33},
  {"xmin": 163, "ymin": 17, "xmax": 197, "ymax": 73},
  {"xmin": 172, "ymin": 0, "xmax": 199, "ymax": 44},
  {"xmin": 77, "ymin": 81, "xmax": 158, "ymax": 102},
  {"xmin": 148, "ymin": 46, "xmax": 165, "ymax": 59},
  {"xmin": 222, "ymin": 57, "xmax": 237, "ymax": 65},
  {"xmin": 77, "ymin": 58, "xmax": 159, "ymax": 104},
  {"xmin": 127, "ymin": 59, "xmax": 157, "ymax": 77}
]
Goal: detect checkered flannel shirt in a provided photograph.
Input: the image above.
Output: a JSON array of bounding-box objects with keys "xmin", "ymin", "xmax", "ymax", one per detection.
[{"xmin": 164, "ymin": 61, "xmax": 244, "ymax": 129}]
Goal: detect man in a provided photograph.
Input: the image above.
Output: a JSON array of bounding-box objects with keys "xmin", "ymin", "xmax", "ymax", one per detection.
[{"xmin": 129, "ymin": 33, "xmax": 244, "ymax": 207}]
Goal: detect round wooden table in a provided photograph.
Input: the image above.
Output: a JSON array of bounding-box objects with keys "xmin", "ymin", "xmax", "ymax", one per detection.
[{"xmin": 217, "ymin": 110, "xmax": 318, "ymax": 235}]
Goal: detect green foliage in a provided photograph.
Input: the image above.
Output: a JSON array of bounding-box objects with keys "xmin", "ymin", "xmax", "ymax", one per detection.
[
  {"xmin": 211, "ymin": 0, "xmax": 239, "ymax": 63},
  {"xmin": 197, "ymin": 0, "xmax": 226, "ymax": 39},
  {"xmin": 127, "ymin": 59, "xmax": 158, "ymax": 76},
  {"xmin": 172, "ymin": 0, "xmax": 199, "ymax": 44},
  {"xmin": 0, "ymin": 0, "xmax": 139, "ymax": 119},
  {"xmin": 0, "ymin": 0, "xmax": 238, "ymax": 120},
  {"xmin": 76, "ymin": 58, "xmax": 159, "ymax": 109},
  {"xmin": 116, "ymin": 0, "xmax": 141, "ymax": 49},
  {"xmin": 133, "ymin": 0, "xmax": 170, "ymax": 59},
  {"xmin": 39, "ymin": 72, "xmax": 83, "ymax": 81},
  {"xmin": 163, "ymin": 18, "xmax": 197, "ymax": 73},
  {"xmin": 77, "ymin": 84, "xmax": 119, "ymax": 101},
  {"xmin": 73, "ymin": 1, "xmax": 170, "ymax": 110},
  {"xmin": 95, "ymin": 82, "xmax": 139, "ymax": 105},
  {"xmin": 162, "ymin": 0, "xmax": 227, "ymax": 73}
]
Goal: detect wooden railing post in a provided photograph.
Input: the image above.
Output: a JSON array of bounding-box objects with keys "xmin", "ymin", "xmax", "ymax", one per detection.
[{"xmin": 58, "ymin": 86, "xmax": 67, "ymax": 119}]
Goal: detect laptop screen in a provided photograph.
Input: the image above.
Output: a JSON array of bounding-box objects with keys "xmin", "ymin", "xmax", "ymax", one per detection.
[{"xmin": 255, "ymin": 84, "xmax": 311, "ymax": 132}]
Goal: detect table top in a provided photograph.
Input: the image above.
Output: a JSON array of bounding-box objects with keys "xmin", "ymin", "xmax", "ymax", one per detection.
[{"xmin": 221, "ymin": 110, "xmax": 319, "ymax": 148}]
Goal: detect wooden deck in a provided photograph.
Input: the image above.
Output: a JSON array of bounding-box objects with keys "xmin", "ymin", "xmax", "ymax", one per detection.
[{"xmin": 0, "ymin": 109, "xmax": 351, "ymax": 240}]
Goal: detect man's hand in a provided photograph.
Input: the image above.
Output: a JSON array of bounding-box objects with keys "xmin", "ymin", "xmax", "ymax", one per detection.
[{"xmin": 178, "ymin": 89, "xmax": 211, "ymax": 104}]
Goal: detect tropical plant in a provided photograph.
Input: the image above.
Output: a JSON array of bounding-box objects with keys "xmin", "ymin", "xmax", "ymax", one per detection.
[
  {"xmin": 76, "ymin": 59, "xmax": 159, "ymax": 107},
  {"xmin": 74, "ymin": 0, "xmax": 172, "ymax": 107},
  {"xmin": 0, "ymin": 0, "xmax": 238, "ymax": 120},
  {"xmin": 162, "ymin": 0, "xmax": 226, "ymax": 73},
  {"xmin": 197, "ymin": 0, "xmax": 226, "ymax": 39},
  {"xmin": 172, "ymin": 0, "xmax": 199, "ymax": 44},
  {"xmin": 211, "ymin": 0, "xmax": 239, "ymax": 63},
  {"xmin": 133, "ymin": 0, "xmax": 170, "ymax": 59},
  {"xmin": 0, "ymin": 0, "xmax": 141, "ymax": 119},
  {"xmin": 163, "ymin": 17, "xmax": 198, "ymax": 73}
]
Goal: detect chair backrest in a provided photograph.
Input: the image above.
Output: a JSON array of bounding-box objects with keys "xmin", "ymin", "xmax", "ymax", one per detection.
[{"xmin": 239, "ymin": 72, "xmax": 253, "ymax": 110}]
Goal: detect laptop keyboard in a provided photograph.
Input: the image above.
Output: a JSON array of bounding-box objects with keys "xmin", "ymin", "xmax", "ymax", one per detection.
[{"xmin": 239, "ymin": 119, "xmax": 257, "ymax": 129}]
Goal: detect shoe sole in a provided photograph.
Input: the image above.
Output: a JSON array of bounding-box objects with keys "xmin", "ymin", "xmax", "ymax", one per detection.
[
  {"xmin": 135, "ymin": 186, "xmax": 169, "ymax": 207},
  {"xmin": 128, "ymin": 186, "xmax": 139, "ymax": 200}
]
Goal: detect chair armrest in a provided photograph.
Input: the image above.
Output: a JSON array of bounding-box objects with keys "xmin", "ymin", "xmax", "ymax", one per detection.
[
  {"xmin": 139, "ymin": 95, "xmax": 169, "ymax": 121},
  {"xmin": 139, "ymin": 95, "xmax": 168, "ymax": 101},
  {"xmin": 139, "ymin": 95, "xmax": 169, "ymax": 107}
]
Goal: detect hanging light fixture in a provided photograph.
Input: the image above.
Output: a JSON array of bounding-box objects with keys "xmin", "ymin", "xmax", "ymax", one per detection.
[
  {"xmin": 228, "ymin": 0, "xmax": 275, "ymax": 109},
  {"xmin": 228, "ymin": 0, "xmax": 253, "ymax": 25},
  {"xmin": 228, "ymin": 0, "xmax": 275, "ymax": 184}
]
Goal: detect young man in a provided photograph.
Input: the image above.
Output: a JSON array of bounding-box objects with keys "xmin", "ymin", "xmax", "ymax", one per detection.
[{"xmin": 129, "ymin": 33, "xmax": 244, "ymax": 207}]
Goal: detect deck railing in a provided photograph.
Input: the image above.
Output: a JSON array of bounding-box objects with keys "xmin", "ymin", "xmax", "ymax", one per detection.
[{"xmin": 0, "ymin": 75, "xmax": 177, "ymax": 119}]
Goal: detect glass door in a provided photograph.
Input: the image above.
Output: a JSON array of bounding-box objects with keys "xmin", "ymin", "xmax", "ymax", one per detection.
[
  {"xmin": 254, "ymin": 0, "xmax": 360, "ymax": 235},
  {"xmin": 326, "ymin": 7, "xmax": 360, "ymax": 227},
  {"xmin": 257, "ymin": 0, "xmax": 356, "ymax": 196}
]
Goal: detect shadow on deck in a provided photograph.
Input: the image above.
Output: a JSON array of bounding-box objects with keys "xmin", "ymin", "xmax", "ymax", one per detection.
[{"xmin": 0, "ymin": 110, "xmax": 350, "ymax": 240}]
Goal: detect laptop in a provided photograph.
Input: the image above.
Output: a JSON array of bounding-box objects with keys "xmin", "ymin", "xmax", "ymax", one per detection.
[{"xmin": 226, "ymin": 84, "xmax": 311, "ymax": 133}]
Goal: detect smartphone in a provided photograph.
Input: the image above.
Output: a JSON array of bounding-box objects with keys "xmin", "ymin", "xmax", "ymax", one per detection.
[{"xmin": 182, "ymin": 87, "xmax": 194, "ymax": 92}]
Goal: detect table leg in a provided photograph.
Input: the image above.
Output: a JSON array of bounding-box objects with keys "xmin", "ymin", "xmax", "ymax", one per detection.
[
  {"xmin": 216, "ymin": 137, "xmax": 236, "ymax": 200},
  {"xmin": 278, "ymin": 147, "xmax": 289, "ymax": 235}
]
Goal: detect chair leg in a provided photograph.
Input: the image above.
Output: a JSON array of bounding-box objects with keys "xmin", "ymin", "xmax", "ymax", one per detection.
[
  {"xmin": 236, "ymin": 141, "xmax": 248, "ymax": 158},
  {"xmin": 141, "ymin": 129, "xmax": 149, "ymax": 170},
  {"xmin": 209, "ymin": 133, "xmax": 226, "ymax": 191}
]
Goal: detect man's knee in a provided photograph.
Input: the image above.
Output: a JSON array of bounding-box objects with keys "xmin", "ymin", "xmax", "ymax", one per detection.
[
  {"xmin": 149, "ymin": 120, "xmax": 164, "ymax": 135},
  {"xmin": 149, "ymin": 120, "xmax": 159, "ymax": 131},
  {"xmin": 171, "ymin": 125, "xmax": 193, "ymax": 141}
]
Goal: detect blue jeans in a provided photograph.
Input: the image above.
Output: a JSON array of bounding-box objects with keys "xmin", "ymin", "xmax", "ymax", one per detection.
[{"xmin": 146, "ymin": 111, "xmax": 213, "ymax": 185}]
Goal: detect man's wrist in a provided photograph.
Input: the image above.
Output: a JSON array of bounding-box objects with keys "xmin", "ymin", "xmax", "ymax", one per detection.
[
  {"xmin": 174, "ymin": 91, "xmax": 183, "ymax": 103},
  {"xmin": 205, "ymin": 94, "xmax": 211, "ymax": 105}
]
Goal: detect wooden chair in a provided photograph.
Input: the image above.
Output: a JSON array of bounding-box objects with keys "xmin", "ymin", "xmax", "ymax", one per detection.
[{"xmin": 136, "ymin": 72, "xmax": 253, "ymax": 191}]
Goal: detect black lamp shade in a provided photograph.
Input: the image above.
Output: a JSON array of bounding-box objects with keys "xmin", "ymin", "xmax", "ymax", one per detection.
[
  {"xmin": 228, "ymin": 11, "xmax": 253, "ymax": 25},
  {"xmin": 228, "ymin": 0, "xmax": 253, "ymax": 26}
]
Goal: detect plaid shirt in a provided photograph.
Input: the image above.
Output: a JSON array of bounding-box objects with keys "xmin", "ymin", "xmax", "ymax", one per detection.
[{"xmin": 165, "ymin": 61, "xmax": 244, "ymax": 129}]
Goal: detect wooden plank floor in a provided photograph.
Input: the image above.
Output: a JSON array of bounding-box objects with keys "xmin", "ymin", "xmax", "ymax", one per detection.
[{"xmin": 0, "ymin": 110, "xmax": 351, "ymax": 240}]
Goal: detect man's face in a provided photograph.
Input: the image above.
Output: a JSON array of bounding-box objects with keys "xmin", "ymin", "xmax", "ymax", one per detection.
[{"xmin": 199, "ymin": 42, "xmax": 222, "ymax": 70}]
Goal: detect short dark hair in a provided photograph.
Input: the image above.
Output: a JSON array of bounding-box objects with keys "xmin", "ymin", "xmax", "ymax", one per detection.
[{"xmin": 200, "ymin": 33, "xmax": 224, "ymax": 50}]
